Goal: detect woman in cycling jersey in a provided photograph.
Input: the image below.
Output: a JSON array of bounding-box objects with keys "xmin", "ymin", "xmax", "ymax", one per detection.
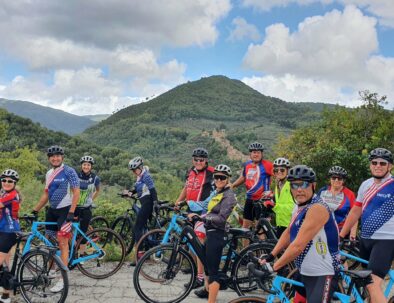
[
  {"xmin": 0, "ymin": 169, "xmax": 21, "ymax": 303},
  {"xmin": 124, "ymin": 156, "xmax": 158, "ymax": 266},
  {"xmin": 192, "ymin": 164, "xmax": 237, "ymax": 303}
]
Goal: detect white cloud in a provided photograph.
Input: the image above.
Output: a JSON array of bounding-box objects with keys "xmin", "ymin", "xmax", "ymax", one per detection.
[{"xmin": 228, "ymin": 17, "xmax": 261, "ymax": 42}]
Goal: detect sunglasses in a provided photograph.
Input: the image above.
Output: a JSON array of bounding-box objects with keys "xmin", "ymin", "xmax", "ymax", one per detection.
[
  {"xmin": 371, "ymin": 161, "xmax": 388, "ymax": 167},
  {"xmin": 193, "ymin": 158, "xmax": 206, "ymax": 163},
  {"xmin": 290, "ymin": 181, "xmax": 310, "ymax": 190},
  {"xmin": 273, "ymin": 168, "xmax": 286, "ymax": 173},
  {"xmin": 1, "ymin": 179, "xmax": 16, "ymax": 184},
  {"xmin": 330, "ymin": 176, "xmax": 343, "ymax": 181},
  {"xmin": 214, "ymin": 175, "xmax": 228, "ymax": 181}
]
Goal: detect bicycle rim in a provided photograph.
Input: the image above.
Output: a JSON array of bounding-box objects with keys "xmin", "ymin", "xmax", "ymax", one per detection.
[
  {"xmin": 76, "ymin": 227, "xmax": 126, "ymax": 279},
  {"xmin": 133, "ymin": 244, "xmax": 196, "ymax": 303},
  {"xmin": 111, "ymin": 217, "xmax": 134, "ymax": 255},
  {"xmin": 18, "ymin": 249, "xmax": 69, "ymax": 303},
  {"xmin": 135, "ymin": 229, "xmax": 166, "ymax": 262}
]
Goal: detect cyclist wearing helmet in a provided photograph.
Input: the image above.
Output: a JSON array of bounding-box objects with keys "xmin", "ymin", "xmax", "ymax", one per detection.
[
  {"xmin": 340, "ymin": 148, "xmax": 394, "ymax": 303},
  {"xmin": 272, "ymin": 157, "xmax": 294, "ymax": 237},
  {"xmin": 75, "ymin": 155, "xmax": 100, "ymax": 256},
  {"xmin": 175, "ymin": 147, "xmax": 215, "ymax": 288},
  {"xmin": 123, "ymin": 156, "xmax": 158, "ymax": 266},
  {"xmin": 260, "ymin": 165, "xmax": 339, "ymax": 303},
  {"xmin": 318, "ymin": 166, "xmax": 357, "ymax": 236},
  {"xmin": 0, "ymin": 169, "xmax": 21, "ymax": 303},
  {"xmin": 191, "ymin": 164, "xmax": 237, "ymax": 302},
  {"xmin": 232, "ymin": 142, "xmax": 273, "ymax": 230},
  {"xmin": 33, "ymin": 145, "xmax": 80, "ymax": 293}
]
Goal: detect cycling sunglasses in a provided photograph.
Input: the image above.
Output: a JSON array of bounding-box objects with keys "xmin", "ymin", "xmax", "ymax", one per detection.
[
  {"xmin": 371, "ymin": 161, "xmax": 388, "ymax": 167},
  {"xmin": 290, "ymin": 181, "xmax": 310, "ymax": 190},
  {"xmin": 1, "ymin": 179, "xmax": 16, "ymax": 184},
  {"xmin": 213, "ymin": 175, "xmax": 228, "ymax": 181},
  {"xmin": 193, "ymin": 158, "xmax": 206, "ymax": 163},
  {"xmin": 273, "ymin": 168, "xmax": 286, "ymax": 173},
  {"xmin": 330, "ymin": 176, "xmax": 343, "ymax": 181}
]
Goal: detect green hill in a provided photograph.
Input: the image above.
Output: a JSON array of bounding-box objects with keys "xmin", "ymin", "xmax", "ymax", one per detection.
[{"xmin": 0, "ymin": 98, "xmax": 96, "ymax": 135}]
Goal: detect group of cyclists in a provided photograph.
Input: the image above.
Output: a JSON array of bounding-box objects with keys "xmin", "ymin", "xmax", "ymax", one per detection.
[{"xmin": 0, "ymin": 142, "xmax": 393, "ymax": 303}]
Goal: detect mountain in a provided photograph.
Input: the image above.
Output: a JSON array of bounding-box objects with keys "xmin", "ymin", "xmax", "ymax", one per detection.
[
  {"xmin": 81, "ymin": 75, "xmax": 330, "ymax": 169},
  {"xmin": 83, "ymin": 114, "xmax": 110, "ymax": 122},
  {"xmin": 0, "ymin": 98, "xmax": 96, "ymax": 135}
]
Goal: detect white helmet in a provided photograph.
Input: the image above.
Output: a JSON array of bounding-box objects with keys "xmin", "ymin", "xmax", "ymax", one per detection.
[
  {"xmin": 273, "ymin": 157, "xmax": 290, "ymax": 168},
  {"xmin": 80, "ymin": 155, "xmax": 95, "ymax": 165},
  {"xmin": 1, "ymin": 169, "xmax": 20, "ymax": 181},
  {"xmin": 128, "ymin": 156, "xmax": 143, "ymax": 170},
  {"xmin": 214, "ymin": 164, "xmax": 232, "ymax": 177}
]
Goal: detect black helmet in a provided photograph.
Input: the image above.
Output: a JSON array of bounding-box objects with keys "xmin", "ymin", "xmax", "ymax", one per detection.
[
  {"xmin": 47, "ymin": 145, "xmax": 64, "ymax": 157},
  {"xmin": 248, "ymin": 142, "xmax": 264, "ymax": 152},
  {"xmin": 1, "ymin": 169, "xmax": 19, "ymax": 182},
  {"xmin": 274, "ymin": 157, "xmax": 291, "ymax": 168},
  {"xmin": 128, "ymin": 156, "xmax": 143, "ymax": 170},
  {"xmin": 80, "ymin": 155, "xmax": 95, "ymax": 165},
  {"xmin": 368, "ymin": 148, "xmax": 393, "ymax": 164},
  {"xmin": 287, "ymin": 165, "xmax": 316, "ymax": 183},
  {"xmin": 214, "ymin": 164, "xmax": 232, "ymax": 177},
  {"xmin": 192, "ymin": 148, "xmax": 208, "ymax": 158},
  {"xmin": 328, "ymin": 166, "xmax": 347, "ymax": 178}
]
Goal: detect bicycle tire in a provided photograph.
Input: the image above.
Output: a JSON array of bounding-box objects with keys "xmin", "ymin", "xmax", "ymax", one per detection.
[
  {"xmin": 231, "ymin": 241, "xmax": 276, "ymax": 296},
  {"xmin": 90, "ymin": 216, "xmax": 110, "ymax": 230},
  {"xmin": 133, "ymin": 244, "xmax": 196, "ymax": 303},
  {"xmin": 135, "ymin": 229, "xmax": 166, "ymax": 262},
  {"xmin": 18, "ymin": 248, "xmax": 69, "ymax": 303},
  {"xmin": 228, "ymin": 296, "xmax": 267, "ymax": 303},
  {"xmin": 111, "ymin": 216, "xmax": 134, "ymax": 255},
  {"xmin": 75, "ymin": 227, "xmax": 126, "ymax": 279}
]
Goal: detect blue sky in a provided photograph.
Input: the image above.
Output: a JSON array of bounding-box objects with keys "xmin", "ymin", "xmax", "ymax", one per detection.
[{"xmin": 0, "ymin": 0, "xmax": 393, "ymax": 115}]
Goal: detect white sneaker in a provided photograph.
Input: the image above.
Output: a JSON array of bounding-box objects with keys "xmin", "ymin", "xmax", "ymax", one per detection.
[
  {"xmin": 0, "ymin": 297, "xmax": 11, "ymax": 303},
  {"xmin": 50, "ymin": 279, "xmax": 64, "ymax": 293},
  {"xmin": 48, "ymin": 269, "xmax": 58, "ymax": 278}
]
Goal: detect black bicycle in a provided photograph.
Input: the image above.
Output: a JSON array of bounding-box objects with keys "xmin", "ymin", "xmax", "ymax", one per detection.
[{"xmin": 0, "ymin": 232, "xmax": 68, "ymax": 303}]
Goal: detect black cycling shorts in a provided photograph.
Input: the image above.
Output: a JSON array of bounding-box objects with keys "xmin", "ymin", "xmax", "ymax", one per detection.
[
  {"xmin": 243, "ymin": 199, "xmax": 260, "ymax": 221},
  {"xmin": 45, "ymin": 206, "xmax": 70, "ymax": 231},
  {"xmin": 359, "ymin": 238, "xmax": 394, "ymax": 279},
  {"xmin": 204, "ymin": 229, "xmax": 227, "ymax": 284},
  {"xmin": 301, "ymin": 274, "xmax": 337, "ymax": 303},
  {"xmin": 0, "ymin": 232, "xmax": 17, "ymax": 253}
]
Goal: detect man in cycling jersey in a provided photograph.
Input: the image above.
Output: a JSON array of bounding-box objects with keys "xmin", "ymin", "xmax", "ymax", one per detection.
[
  {"xmin": 260, "ymin": 165, "xmax": 340, "ymax": 303},
  {"xmin": 231, "ymin": 142, "xmax": 273, "ymax": 230},
  {"xmin": 340, "ymin": 148, "xmax": 394, "ymax": 303},
  {"xmin": 175, "ymin": 147, "xmax": 215, "ymax": 289},
  {"xmin": 33, "ymin": 145, "xmax": 80, "ymax": 292}
]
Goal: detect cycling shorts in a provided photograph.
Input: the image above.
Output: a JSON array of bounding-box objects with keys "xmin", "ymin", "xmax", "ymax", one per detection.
[
  {"xmin": 45, "ymin": 206, "xmax": 71, "ymax": 238},
  {"xmin": 302, "ymin": 274, "xmax": 337, "ymax": 303},
  {"xmin": 244, "ymin": 199, "xmax": 261, "ymax": 221},
  {"xmin": 360, "ymin": 238, "xmax": 394, "ymax": 279},
  {"xmin": 0, "ymin": 232, "xmax": 17, "ymax": 253},
  {"xmin": 204, "ymin": 229, "xmax": 227, "ymax": 284}
]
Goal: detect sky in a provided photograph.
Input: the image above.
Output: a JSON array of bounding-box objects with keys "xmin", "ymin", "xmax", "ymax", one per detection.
[{"xmin": 0, "ymin": 0, "xmax": 393, "ymax": 115}]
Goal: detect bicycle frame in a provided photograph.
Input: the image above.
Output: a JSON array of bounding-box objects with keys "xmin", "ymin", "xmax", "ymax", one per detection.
[{"xmin": 23, "ymin": 221, "xmax": 104, "ymax": 267}]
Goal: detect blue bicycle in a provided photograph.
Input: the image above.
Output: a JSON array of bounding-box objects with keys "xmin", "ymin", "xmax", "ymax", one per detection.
[{"xmin": 21, "ymin": 214, "xmax": 126, "ymax": 279}]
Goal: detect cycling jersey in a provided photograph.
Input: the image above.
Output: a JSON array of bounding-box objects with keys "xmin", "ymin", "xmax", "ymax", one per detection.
[
  {"xmin": 242, "ymin": 160, "xmax": 273, "ymax": 200},
  {"xmin": 134, "ymin": 167, "xmax": 156, "ymax": 200},
  {"xmin": 45, "ymin": 164, "xmax": 80, "ymax": 209},
  {"xmin": 184, "ymin": 166, "xmax": 214, "ymax": 202},
  {"xmin": 289, "ymin": 195, "xmax": 340, "ymax": 276},
  {"xmin": 77, "ymin": 172, "xmax": 100, "ymax": 207},
  {"xmin": 318, "ymin": 186, "xmax": 355, "ymax": 230},
  {"xmin": 0, "ymin": 189, "xmax": 20, "ymax": 233},
  {"xmin": 355, "ymin": 175, "xmax": 394, "ymax": 240},
  {"xmin": 273, "ymin": 180, "xmax": 294, "ymax": 227}
]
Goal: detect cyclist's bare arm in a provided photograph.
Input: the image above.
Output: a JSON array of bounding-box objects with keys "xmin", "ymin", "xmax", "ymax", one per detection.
[
  {"xmin": 340, "ymin": 205, "xmax": 362, "ymax": 238},
  {"xmin": 175, "ymin": 186, "xmax": 187, "ymax": 205},
  {"xmin": 231, "ymin": 175, "xmax": 245, "ymax": 189},
  {"xmin": 270, "ymin": 227, "xmax": 291, "ymax": 257},
  {"xmin": 33, "ymin": 191, "xmax": 49, "ymax": 212},
  {"xmin": 70, "ymin": 187, "xmax": 80, "ymax": 213},
  {"xmin": 92, "ymin": 186, "xmax": 100, "ymax": 201}
]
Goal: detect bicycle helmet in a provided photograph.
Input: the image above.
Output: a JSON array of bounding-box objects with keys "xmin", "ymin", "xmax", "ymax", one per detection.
[
  {"xmin": 128, "ymin": 156, "xmax": 143, "ymax": 170},
  {"xmin": 80, "ymin": 155, "xmax": 95, "ymax": 165},
  {"xmin": 287, "ymin": 165, "xmax": 316, "ymax": 183},
  {"xmin": 368, "ymin": 148, "xmax": 393, "ymax": 163},
  {"xmin": 273, "ymin": 157, "xmax": 290, "ymax": 168},
  {"xmin": 1, "ymin": 169, "xmax": 20, "ymax": 182},
  {"xmin": 47, "ymin": 145, "xmax": 64, "ymax": 157},
  {"xmin": 214, "ymin": 164, "xmax": 232, "ymax": 177},
  {"xmin": 328, "ymin": 166, "xmax": 347, "ymax": 178},
  {"xmin": 192, "ymin": 148, "xmax": 208, "ymax": 158},
  {"xmin": 248, "ymin": 142, "xmax": 264, "ymax": 152}
]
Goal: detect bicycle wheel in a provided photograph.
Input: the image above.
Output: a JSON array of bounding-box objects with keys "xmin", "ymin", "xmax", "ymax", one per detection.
[
  {"xmin": 228, "ymin": 296, "xmax": 267, "ymax": 303},
  {"xmin": 232, "ymin": 241, "xmax": 276, "ymax": 296},
  {"xmin": 135, "ymin": 229, "xmax": 166, "ymax": 262},
  {"xmin": 18, "ymin": 249, "xmax": 69, "ymax": 303},
  {"xmin": 133, "ymin": 244, "xmax": 196, "ymax": 303},
  {"xmin": 341, "ymin": 243, "xmax": 362, "ymax": 270},
  {"xmin": 75, "ymin": 227, "xmax": 126, "ymax": 279},
  {"xmin": 111, "ymin": 216, "xmax": 134, "ymax": 255},
  {"xmin": 90, "ymin": 216, "xmax": 110, "ymax": 230}
]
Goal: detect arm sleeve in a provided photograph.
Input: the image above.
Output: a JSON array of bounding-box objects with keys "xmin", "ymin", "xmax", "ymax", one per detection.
[
  {"xmin": 354, "ymin": 183, "xmax": 365, "ymax": 207},
  {"xmin": 66, "ymin": 167, "xmax": 80, "ymax": 188},
  {"xmin": 205, "ymin": 193, "xmax": 237, "ymax": 229},
  {"xmin": 150, "ymin": 187, "xmax": 158, "ymax": 202},
  {"xmin": 95, "ymin": 176, "xmax": 100, "ymax": 188},
  {"xmin": 144, "ymin": 174, "xmax": 156, "ymax": 190},
  {"xmin": 0, "ymin": 191, "xmax": 19, "ymax": 206}
]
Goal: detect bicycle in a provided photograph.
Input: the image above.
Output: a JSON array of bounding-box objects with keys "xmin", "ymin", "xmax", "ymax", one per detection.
[
  {"xmin": 0, "ymin": 232, "xmax": 68, "ymax": 303},
  {"xmin": 133, "ymin": 218, "xmax": 275, "ymax": 303},
  {"xmin": 111, "ymin": 193, "xmax": 170, "ymax": 255},
  {"xmin": 21, "ymin": 215, "xmax": 126, "ymax": 279}
]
